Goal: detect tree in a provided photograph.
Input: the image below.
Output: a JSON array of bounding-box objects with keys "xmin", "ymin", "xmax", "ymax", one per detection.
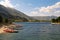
[
  {"xmin": 51, "ymin": 16, "xmax": 60, "ymax": 23},
  {"xmin": 5, "ymin": 18, "xmax": 9, "ymax": 23},
  {"xmin": 55, "ymin": 19, "xmax": 58, "ymax": 23},
  {"xmin": 52, "ymin": 19, "xmax": 56, "ymax": 23},
  {"xmin": 57, "ymin": 17, "xmax": 60, "ymax": 22},
  {"xmin": 0, "ymin": 15, "xmax": 3, "ymax": 23}
]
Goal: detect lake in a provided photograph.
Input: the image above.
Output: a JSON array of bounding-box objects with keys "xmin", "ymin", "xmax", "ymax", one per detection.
[{"xmin": 0, "ymin": 22, "xmax": 60, "ymax": 40}]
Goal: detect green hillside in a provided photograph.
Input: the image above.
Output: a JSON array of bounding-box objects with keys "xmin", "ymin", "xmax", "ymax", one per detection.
[{"xmin": 0, "ymin": 5, "xmax": 33, "ymax": 22}]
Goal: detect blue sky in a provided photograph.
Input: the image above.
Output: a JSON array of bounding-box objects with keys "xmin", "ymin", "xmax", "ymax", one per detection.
[{"xmin": 0, "ymin": 0, "xmax": 60, "ymax": 16}]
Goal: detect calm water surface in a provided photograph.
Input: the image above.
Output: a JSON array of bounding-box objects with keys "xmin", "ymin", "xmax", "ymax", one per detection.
[{"xmin": 0, "ymin": 22, "xmax": 60, "ymax": 40}]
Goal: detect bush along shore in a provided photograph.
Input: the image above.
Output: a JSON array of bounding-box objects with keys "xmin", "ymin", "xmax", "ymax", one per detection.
[{"xmin": 51, "ymin": 16, "xmax": 60, "ymax": 24}]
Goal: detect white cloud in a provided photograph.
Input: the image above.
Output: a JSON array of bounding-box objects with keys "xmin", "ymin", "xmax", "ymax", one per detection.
[
  {"xmin": 30, "ymin": 2, "xmax": 60, "ymax": 16},
  {"xmin": 30, "ymin": 11, "xmax": 38, "ymax": 15},
  {"xmin": 39, "ymin": 2, "xmax": 60, "ymax": 13},
  {"xmin": 0, "ymin": 0, "xmax": 14, "ymax": 8}
]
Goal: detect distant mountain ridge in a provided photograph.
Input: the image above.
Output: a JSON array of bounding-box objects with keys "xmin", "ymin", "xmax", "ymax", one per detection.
[
  {"xmin": 0, "ymin": 5, "xmax": 32, "ymax": 21},
  {"xmin": 31, "ymin": 16, "xmax": 57, "ymax": 20},
  {"xmin": 0, "ymin": 5, "xmax": 57, "ymax": 22}
]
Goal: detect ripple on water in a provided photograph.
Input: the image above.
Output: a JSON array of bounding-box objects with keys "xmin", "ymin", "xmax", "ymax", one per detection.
[{"xmin": 0, "ymin": 22, "xmax": 60, "ymax": 40}]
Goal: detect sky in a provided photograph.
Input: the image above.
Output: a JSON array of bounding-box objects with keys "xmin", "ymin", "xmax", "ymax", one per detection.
[{"xmin": 0, "ymin": 0, "xmax": 60, "ymax": 16}]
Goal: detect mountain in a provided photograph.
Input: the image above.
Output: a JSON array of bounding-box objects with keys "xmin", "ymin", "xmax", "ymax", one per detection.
[
  {"xmin": 0, "ymin": 5, "xmax": 57, "ymax": 22},
  {"xmin": 31, "ymin": 16, "xmax": 57, "ymax": 20},
  {"xmin": 0, "ymin": 5, "xmax": 32, "ymax": 22}
]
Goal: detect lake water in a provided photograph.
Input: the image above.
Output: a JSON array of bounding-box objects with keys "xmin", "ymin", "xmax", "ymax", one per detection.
[{"xmin": 0, "ymin": 22, "xmax": 60, "ymax": 40}]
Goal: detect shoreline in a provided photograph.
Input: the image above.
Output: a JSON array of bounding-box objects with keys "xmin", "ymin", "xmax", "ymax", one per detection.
[
  {"xmin": 0, "ymin": 23, "xmax": 22, "ymax": 33},
  {"xmin": 51, "ymin": 23, "xmax": 60, "ymax": 24},
  {"xmin": 0, "ymin": 24, "xmax": 16, "ymax": 33}
]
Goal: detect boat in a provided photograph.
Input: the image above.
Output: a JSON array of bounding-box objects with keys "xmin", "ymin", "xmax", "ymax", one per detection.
[{"xmin": 3, "ymin": 27, "xmax": 18, "ymax": 33}]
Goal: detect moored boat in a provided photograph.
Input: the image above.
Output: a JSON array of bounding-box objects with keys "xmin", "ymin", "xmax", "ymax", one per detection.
[{"xmin": 3, "ymin": 27, "xmax": 18, "ymax": 33}]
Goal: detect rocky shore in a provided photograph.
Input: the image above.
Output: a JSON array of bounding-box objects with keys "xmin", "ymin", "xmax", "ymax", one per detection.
[
  {"xmin": 0, "ymin": 24, "xmax": 22, "ymax": 33},
  {"xmin": 0, "ymin": 24, "xmax": 16, "ymax": 33}
]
